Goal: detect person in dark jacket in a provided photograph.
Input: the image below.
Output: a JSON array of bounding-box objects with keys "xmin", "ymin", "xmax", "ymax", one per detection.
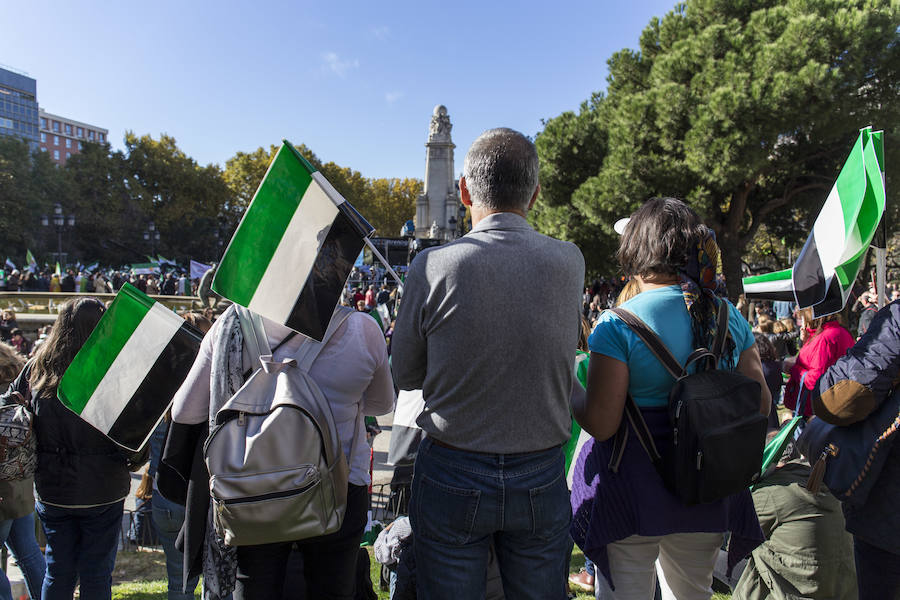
[
  {"xmin": 811, "ymin": 300, "xmax": 900, "ymax": 599},
  {"xmin": 26, "ymin": 297, "xmax": 131, "ymax": 600}
]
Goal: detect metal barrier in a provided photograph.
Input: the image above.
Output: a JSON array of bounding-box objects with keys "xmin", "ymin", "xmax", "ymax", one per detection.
[{"xmin": 0, "ymin": 291, "xmax": 203, "ymax": 314}]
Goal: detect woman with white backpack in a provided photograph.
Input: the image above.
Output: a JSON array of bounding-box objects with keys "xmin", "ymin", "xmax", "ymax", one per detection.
[{"xmin": 166, "ymin": 304, "xmax": 394, "ymax": 600}]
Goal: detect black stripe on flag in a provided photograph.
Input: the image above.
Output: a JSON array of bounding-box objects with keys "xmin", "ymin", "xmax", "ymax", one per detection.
[
  {"xmin": 744, "ymin": 289, "xmax": 798, "ymax": 303},
  {"xmin": 285, "ymin": 205, "xmax": 371, "ymax": 341},
  {"xmin": 810, "ymin": 278, "xmax": 845, "ymax": 319},
  {"xmin": 792, "ymin": 233, "xmax": 826, "ymax": 309},
  {"xmin": 387, "ymin": 424, "xmax": 425, "ymax": 467},
  {"xmin": 106, "ymin": 322, "xmax": 203, "ymax": 451}
]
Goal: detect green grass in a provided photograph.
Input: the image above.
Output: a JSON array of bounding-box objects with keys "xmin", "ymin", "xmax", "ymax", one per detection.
[{"xmin": 107, "ymin": 547, "xmax": 731, "ymax": 599}]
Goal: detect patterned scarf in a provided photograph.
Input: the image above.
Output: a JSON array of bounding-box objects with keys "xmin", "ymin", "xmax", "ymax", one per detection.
[{"xmin": 679, "ymin": 227, "xmax": 734, "ymax": 367}]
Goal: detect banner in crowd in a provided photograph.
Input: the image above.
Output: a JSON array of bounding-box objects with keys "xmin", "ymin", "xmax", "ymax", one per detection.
[
  {"xmin": 190, "ymin": 260, "xmax": 211, "ymax": 280},
  {"xmin": 213, "ymin": 140, "xmax": 374, "ymax": 341},
  {"xmin": 57, "ymin": 283, "xmax": 203, "ymax": 451},
  {"xmin": 742, "ymin": 127, "xmax": 885, "ymax": 317}
]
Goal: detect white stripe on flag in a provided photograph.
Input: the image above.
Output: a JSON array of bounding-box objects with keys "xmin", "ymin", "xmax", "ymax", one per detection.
[
  {"xmin": 392, "ymin": 389, "xmax": 425, "ymax": 429},
  {"xmin": 743, "ymin": 277, "xmax": 794, "ymax": 295},
  {"xmin": 80, "ymin": 303, "xmax": 183, "ymax": 434},
  {"xmin": 247, "ymin": 179, "xmax": 339, "ymax": 323},
  {"xmin": 566, "ymin": 429, "xmax": 592, "ymax": 488},
  {"xmin": 811, "ymin": 187, "xmax": 847, "ymax": 278}
]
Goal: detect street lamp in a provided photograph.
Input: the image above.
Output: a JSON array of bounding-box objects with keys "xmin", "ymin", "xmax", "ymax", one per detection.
[
  {"xmin": 41, "ymin": 203, "xmax": 75, "ymax": 266},
  {"xmin": 143, "ymin": 221, "xmax": 160, "ymax": 257}
]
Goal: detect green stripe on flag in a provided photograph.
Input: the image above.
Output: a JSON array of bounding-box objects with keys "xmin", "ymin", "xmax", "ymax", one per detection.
[
  {"xmin": 58, "ymin": 284, "xmax": 152, "ymax": 415},
  {"xmin": 742, "ymin": 268, "xmax": 793, "ymax": 285},
  {"xmin": 214, "ymin": 142, "xmax": 314, "ymax": 306}
]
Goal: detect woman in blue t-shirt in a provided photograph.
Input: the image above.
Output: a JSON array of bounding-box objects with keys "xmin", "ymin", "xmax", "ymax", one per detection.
[{"xmin": 570, "ymin": 197, "xmax": 770, "ymax": 600}]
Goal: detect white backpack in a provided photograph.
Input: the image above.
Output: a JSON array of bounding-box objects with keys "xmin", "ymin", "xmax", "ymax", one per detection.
[{"xmin": 204, "ymin": 306, "xmax": 354, "ymax": 546}]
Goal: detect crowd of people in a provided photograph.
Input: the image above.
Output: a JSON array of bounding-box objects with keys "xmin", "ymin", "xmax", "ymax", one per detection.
[{"xmin": 0, "ymin": 127, "xmax": 897, "ymax": 600}]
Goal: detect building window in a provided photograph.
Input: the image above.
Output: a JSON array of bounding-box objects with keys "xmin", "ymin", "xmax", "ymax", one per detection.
[
  {"xmin": 65, "ymin": 124, "xmax": 72, "ymax": 135},
  {"xmin": 66, "ymin": 152, "xmax": 71, "ymax": 159},
  {"xmin": 99, "ymin": 132, "xmax": 105, "ymax": 142},
  {"xmin": 65, "ymin": 138, "xmax": 71, "ymax": 148},
  {"xmin": 88, "ymin": 130, "xmax": 95, "ymax": 140},
  {"xmin": 41, "ymin": 147, "xmax": 47, "ymax": 152},
  {"xmin": 77, "ymin": 141, "xmax": 83, "ymax": 150},
  {"xmin": 53, "ymin": 135, "xmax": 59, "ymax": 145},
  {"xmin": 40, "ymin": 132, "xmax": 46, "ymax": 143},
  {"xmin": 0, "ymin": 116, "xmax": 13, "ymax": 129},
  {"xmin": 77, "ymin": 127, "xmax": 83, "ymax": 137},
  {"xmin": 40, "ymin": 117, "xmax": 47, "ymax": 129},
  {"xmin": 53, "ymin": 150, "xmax": 59, "ymax": 160},
  {"xmin": 52, "ymin": 121, "xmax": 60, "ymax": 132}
]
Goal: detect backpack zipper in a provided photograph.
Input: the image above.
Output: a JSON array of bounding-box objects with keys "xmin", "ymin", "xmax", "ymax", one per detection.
[{"xmin": 221, "ymin": 478, "xmax": 318, "ymax": 506}]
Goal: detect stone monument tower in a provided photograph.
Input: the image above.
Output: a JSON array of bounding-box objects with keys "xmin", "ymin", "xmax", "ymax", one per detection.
[{"xmin": 416, "ymin": 105, "xmax": 461, "ymax": 239}]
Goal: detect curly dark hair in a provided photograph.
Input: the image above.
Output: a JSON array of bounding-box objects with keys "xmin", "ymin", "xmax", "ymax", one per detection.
[{"xmin": 616, "ymin": 197, "xmax": 707, "ymax": 279}]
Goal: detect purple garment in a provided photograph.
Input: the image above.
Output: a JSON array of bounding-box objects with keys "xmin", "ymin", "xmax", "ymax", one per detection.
[{"xmin": 570, "ymin": 407, "xmax": 763, "ymax": 590}]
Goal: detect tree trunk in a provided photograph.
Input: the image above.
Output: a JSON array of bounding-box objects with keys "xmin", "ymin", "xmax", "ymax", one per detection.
[{"xmin": 719, "ymin": 230, "xmax": 746, "ymax": 304}]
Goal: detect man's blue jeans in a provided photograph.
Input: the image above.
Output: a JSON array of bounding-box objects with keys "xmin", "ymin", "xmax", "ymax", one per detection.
[
  {"xmin": 152, "ymin": 491, "xmax": 199, "ymax": 600},
  {"xmin": 35, "ymin": 500, "xmax": 123, "ymax": 600},
  {"xmin": 410, "ymin": 438, "xmax": 571, "ymax": 600}
]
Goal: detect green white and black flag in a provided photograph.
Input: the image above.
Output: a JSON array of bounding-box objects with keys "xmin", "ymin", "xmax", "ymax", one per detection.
[
  {"xmin": 213, "ymin": 140, "xmax": 374, "ymax": 341},
  {"xmin": 743, "ymin": 127, "xmax": 886, "ymax": 317},
  {"xmin": 57, "ymin": 283, "xmax": 203, "ymax": 451}
]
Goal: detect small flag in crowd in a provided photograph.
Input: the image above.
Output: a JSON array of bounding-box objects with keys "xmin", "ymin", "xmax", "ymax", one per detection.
[
  {"xmin": 369, "ymin": 304, "xmax": 391, "ymax": 334},
  {"xmin": 26, "ymin": 250, "xmax": 37, "ymax": 273},
  {"xmin": 156, "ymin": 255, "xmax": 176, "ymax": 267},
  {"xmin": 743, "ymin": 127, "xmax": 885, "ymax": 317},
  {"xmin": 565, "ymin": 352, "xmax": 592, "ymax": 487},
  {"xmin": 4, "ymin": 258, "xmax": 15, "ymax": 270},
  {"xmin": 386, "ymin": 389, "xmax": 425, "ymax": 467},
  {"xmin": 57, "ymin": 283, "xmax": 203, "ymax": 451},
  {"xmin": 189, "ymin": 260, "xmax": 211, "ymax": 280},
  {"xmin": 84, "ymin": 262, "xmax": 99, "ymax": 274},
  {"xmin": 213, "ymin": 140, "xmax": 374, "ymax": 341},
  {"xmin": 131, "ymin": 262, "xmax": 160, "ymax": 275},
  {"xmin": 54, "ymin": 262, "xmax": 61, "ymax": 276}
]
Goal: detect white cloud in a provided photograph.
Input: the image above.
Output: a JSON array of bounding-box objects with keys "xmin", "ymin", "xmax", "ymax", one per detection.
[
  {"xmin": 370, "ymin": 26, "xmax": 390, "ymax": 41},
  {"xmin": 321, "ymin": 52, "xmax": 359, "ymax": 78},
  {"xmin": 385, "ymin": 91, "xmax": 403, "ymax": 104}
]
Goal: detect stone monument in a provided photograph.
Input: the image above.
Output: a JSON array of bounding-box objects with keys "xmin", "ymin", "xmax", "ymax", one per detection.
[{"xmin": 416, "ymin": 105, "xmax": 461, "ymax": 239}]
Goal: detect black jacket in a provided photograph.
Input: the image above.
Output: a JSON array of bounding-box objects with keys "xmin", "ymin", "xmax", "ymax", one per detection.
[{"xmin": 32, "ymin": 385, "xmax": 130, "ymax": 506}]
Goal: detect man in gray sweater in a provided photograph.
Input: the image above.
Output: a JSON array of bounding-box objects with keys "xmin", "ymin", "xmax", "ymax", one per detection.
[{"xmin": 392, "ymin": 127, "xmax": 585, "ymax": 600}]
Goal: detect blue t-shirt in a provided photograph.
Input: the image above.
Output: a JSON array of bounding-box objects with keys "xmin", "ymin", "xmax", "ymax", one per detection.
[{"xmin": 588, "ymin": 285, "xmax": 754, "ymax": 408}]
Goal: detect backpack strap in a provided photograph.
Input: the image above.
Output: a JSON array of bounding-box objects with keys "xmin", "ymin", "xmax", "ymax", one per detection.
[
  {"xmin": 609, "ymin": 395, "xmax": 663, "ymax": 473},
  {"xmin": 295, "ymin": 307, "xmax": 355, "ymax": 373},
  {"xmin": 610, "ymin": 308, "xmax": 684, "ymax": 379}
]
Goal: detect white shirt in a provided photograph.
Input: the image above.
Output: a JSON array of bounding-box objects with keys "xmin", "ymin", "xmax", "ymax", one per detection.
[{"xmin": 171, "ymin": 310, "xmax": 395, "ymax": 485}]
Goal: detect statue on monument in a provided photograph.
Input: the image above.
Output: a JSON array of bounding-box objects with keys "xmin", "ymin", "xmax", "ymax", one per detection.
[
  {"xmin": 429, "ymin": 220, "xmax": 440, "ymax": 239},
  {"xmin": 429, "ymin": 105, "xmax": 452, "ymax": 140}
]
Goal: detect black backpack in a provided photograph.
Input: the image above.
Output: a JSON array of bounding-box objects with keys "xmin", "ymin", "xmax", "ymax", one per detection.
[{"xmin": 610, "ymin": 302, "xmax": 767, "ymax": 505}]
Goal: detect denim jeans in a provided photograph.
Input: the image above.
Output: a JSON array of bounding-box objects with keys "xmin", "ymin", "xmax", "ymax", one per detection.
[
  {"xmin": 35, "ymin": 499, "xmax": 124, "ymax": 600},
  {"xmin": 854, "ymin": 536, "xmax": 900, "ymax": 599},
  {"xmin": 410, "ymin": 438, "xmax": 571, "ymax": 600},
  {"xmin": 152, "ymin": 491, "xmax": 199, "ymax": 600},
  {"xmin": 1, "ymin": 512, "xmax": 45, "ymax": 600}
]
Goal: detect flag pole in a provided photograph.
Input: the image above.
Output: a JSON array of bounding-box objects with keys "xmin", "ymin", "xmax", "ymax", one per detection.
[{"xmin": 364, "ymin": 237, "xmax": 404, "ymax": 290}]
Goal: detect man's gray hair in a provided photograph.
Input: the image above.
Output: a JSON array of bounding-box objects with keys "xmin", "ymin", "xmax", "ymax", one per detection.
[{"xmin": 462, "ymin": 128, "xmax": 539, "ymax": 212}]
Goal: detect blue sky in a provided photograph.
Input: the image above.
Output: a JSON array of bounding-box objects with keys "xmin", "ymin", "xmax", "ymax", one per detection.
[{"xmin": 2, "ymin": 0, "xmax": 676, "ymax": 179}]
